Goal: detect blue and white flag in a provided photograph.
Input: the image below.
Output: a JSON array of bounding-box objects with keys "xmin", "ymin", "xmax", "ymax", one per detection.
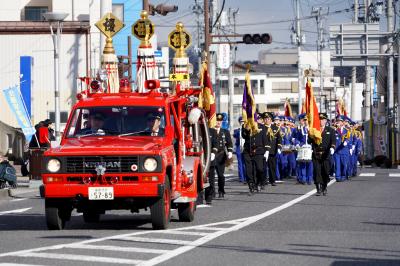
[{"xmin": 2, "ymin": 86, "xmax": 35, "ymax": 142}]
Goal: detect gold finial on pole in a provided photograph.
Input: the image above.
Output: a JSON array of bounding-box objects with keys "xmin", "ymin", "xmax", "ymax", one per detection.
[
  {"xmin": 168, "ymin": 21, "xmax": 191, "ymax": 58},
  {"xmin": 132, "ymin": 10, "xmax": 155, "ymax": 47}
]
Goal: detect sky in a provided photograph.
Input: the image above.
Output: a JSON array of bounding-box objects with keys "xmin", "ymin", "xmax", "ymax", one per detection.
[{"xmin": 146, "ymin": 0, "xmax": 359, "ymax": 61}]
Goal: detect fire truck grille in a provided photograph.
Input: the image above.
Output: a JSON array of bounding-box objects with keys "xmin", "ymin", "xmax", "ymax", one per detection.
[{"xmin": 66, "ymin": 156, "xmax": 139, "ymax": 173}]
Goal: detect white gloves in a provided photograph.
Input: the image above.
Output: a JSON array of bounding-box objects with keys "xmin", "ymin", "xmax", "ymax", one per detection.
[
  {"xmin": 343, "ymin": 141, "xmax": 347, "ymax": 147},
  {"xmin": 210, "ymin": 153, "xmax": 215, "ymax": 161},
  {"xmin": 277, "ymin": 149, "xmax": 282, "ymax": 155},
  {"xmin": 295, "ymin": 144, "xmax": 300, "ymax": 149},
  {"xmin": 264, "ymin": 151, "xmax": 269, "ymax": 162},
  {"xmin": 227, "ymin": 152, "xmax": 233, "ymax": 159},
  {"xmin": 330, "ymin": 148, "xmax": 335, "ymax": 155},
  {"xmin": 349, "ymin": 149, "xmax": 353, "ymax": 155},
  {"xmin": 352, "ymin": 145, "xmax": 356, "ymax": 150}
]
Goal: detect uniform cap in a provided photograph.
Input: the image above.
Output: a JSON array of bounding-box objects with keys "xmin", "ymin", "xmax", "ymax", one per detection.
[
  {"xmin": 319, "ymin": 113, "xmax": 328, "ymax": 120},
  {"xmin": 216, "ymin": 113, "xmax": 224, "ymax": 121}
]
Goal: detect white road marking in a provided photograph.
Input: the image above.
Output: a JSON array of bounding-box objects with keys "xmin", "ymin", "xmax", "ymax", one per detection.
[
  {"xmin": 139, "ymin": 179, "xmax": 336, "ymax": 266},
  {"xmin": 359, "ymin": 173, "xmax": 376, "ymax": 176},
  {"xmin": 118, "ymin": 236, "xmax": 191, "ymax": 245},
  {"xmin": 10, "ymin": 198, "xmax": 28, "ymax": 203},
  {"xmin": 17, "ymin": 252, "xmax": 143, "ymax": 264},
  {"xmin": 389, "ymin": 173, "xmax": 400, "ymax": 177},
  {"xmin": 70, "ymin": 244, "xmax": 168, "ymax": 254},
  {"xmin": 0, "ymin": 208, "xmax": 32, "ymax": 216},
  {"xmin": 153, "ymin": 230, "xmax": 208, "ymax": 236},
  {"xmin": 0, "ymin": 179, "xmax": 336, "ymax": 266},
  {"xmin": 196, "ymin": 204, "xmax": 211, "ymax": 208},
  {"xmin": 0, "ymin": 262, "xmax": 41, "ymax": 266}
]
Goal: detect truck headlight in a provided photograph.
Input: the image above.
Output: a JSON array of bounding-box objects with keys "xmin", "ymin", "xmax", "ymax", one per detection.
[
  {"xmin": 143, "ymin": 157, "xmax": 157, "ymax": 172},
  {"xmin": 47, "ymin": 159, "xmax": 61, "ymax": 173}
]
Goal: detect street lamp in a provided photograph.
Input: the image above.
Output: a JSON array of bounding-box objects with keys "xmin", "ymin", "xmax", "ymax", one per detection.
[{"xmin": 43, "ymin": 12, "xmax": 69, "ymax": 142}]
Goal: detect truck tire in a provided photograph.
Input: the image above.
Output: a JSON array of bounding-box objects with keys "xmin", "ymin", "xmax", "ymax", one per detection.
[
  {"xmin": 178, "ymin": 201, "xmax": 196, "ymax": 222},
  {"xmin": 45, "ymin": 207, "xmax": 66, "ymax": 230},
  {"xmin": 83, "ymin": 211, "xmax": 100, "ymax": 223},
  {"xmin": 151, "ymin": 178, "xmax": 171, "ymax": 230}
]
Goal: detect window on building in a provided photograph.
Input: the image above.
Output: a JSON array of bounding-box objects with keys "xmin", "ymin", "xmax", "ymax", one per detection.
[
  {"xmin": 260, "ymin": 80, "xmax": 265, "ymax": 94},
  {"xmin": 6, "ymin": 134, "xmax": 13, "ymax": 149},
  {"xmin": 24, "ymin": 6, "xmax": 49, "ymax": 21},
  {"xmin": 233, "ymin": 104, "xmax": 242, "ymax": 129},
  {"xmin": 271, "ymin": 82, "xmax": 292, "ymax": 93},
  {"xmin": 291, "ymin": 81, "xmax": 298, "ymax": 93},
  {"xmin": 251, "ymin": 80, "xmax": 258, "ymax": 94},
  {"xmin": 112, "ymin": 4, "xmax": 124, "ymax": 22},
  {"xmin": 49, "ymin": 112, "xmax": 69, "ymax": 124},
  {"xmin": 220, "ymin": 80, "xmax": 228, "ymax": 95},
  {"xmin": 235, "ymin": 80, "xmax": 245, "ymax": 95}
]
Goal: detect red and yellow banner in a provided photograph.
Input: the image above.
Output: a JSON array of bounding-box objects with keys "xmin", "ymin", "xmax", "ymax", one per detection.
[
  {"xmin": 305, "ymin": 79, "xmax": 322, "ymax": 145},
  {"xmin": 198, "ymin": 62, "xmax": 216, "ymax": 128}
]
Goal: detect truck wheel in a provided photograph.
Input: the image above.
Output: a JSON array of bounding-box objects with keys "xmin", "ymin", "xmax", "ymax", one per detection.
[
  {"xmin": 151, "ymin": 178, "xmax": 171, "ymax": 230},
  {"xmin": 45, "ymin": 207, "xmax": 66, "ymax": 230},
  {"xmin": 83, "ymin": 211, "xmax": 100, "ymax": 223},
  {"xmin": 178, "ymin": 201, "xmax": 196, "ymax": 222}
]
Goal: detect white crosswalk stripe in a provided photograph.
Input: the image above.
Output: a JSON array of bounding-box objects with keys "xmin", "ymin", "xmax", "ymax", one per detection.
[
  {"xmin": 359, "ymin": 173, "xmax": 376, "ymax": 176},
  {"xmin": 389, "ymin": 173, "xmax": 400, "ymax": 177}
]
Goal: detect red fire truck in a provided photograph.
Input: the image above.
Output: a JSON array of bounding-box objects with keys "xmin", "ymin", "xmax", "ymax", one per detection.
[{"xmin": 42, "ymin": 81, "xmax": 212, "ymax": 230}]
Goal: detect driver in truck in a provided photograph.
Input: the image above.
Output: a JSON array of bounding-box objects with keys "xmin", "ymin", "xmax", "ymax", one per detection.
[
  {"xmin": 81, "ymin": 112, "xmax": 106, "ymax": 134},
  {"xmin": 146, "ymin": 112, "xmax": 164, "ymax": 136}
]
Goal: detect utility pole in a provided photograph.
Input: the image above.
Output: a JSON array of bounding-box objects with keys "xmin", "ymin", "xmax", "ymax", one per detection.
[
  {"xmin": 143, "ymin": 0, "xmax": 149, "ymax": 11},
  {"xmin": 295, "ymin": 0, "xmax": 302, "ymax": 114},
  {"xmin": 204, "ymin": 0, "xmax": 210, "ymax": 70},
  {"xmin": 315, "ymin": 8, "xmax": 324, "ymax": 111},
  {"xmin": 351, "ymin": 0, "xmax": 358, "ymax": 119},
  {"xmin": 387, "ymin": 0, "xmax": 394, "ymax": 162},
  {"xmin": 364, "ymin": 0, "xmax": 373, "ymax": 159}
]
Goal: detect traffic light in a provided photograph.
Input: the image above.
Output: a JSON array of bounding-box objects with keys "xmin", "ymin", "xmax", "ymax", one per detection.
[
  {"xmin": 242, "ymin": 33, "xmax": 272, "ymax": 44},
  {"xmin": 149, "ymin": 4, "xmax": 178, "ymax": 16}
]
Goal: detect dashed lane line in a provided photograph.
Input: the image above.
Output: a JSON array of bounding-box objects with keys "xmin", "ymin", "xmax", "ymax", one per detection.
[
  {"xmin": 9, "ymin": 198, "xmax": 28, "ymax": 203},
  {"xmin": 389, "ymin": 173, "xmax": 400, "ymax": 177},
  {"xmin": 359, "ymin": 173, "xmax": 376, "ymax": 177},
  {"xmin": 0, "ymin": 180, "xmax": 336, "ymax": 266}
]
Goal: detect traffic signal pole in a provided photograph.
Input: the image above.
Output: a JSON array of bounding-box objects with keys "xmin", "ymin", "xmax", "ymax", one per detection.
[{"xmin": 295, "ymin": 0, "xmax": 302, "ymax": 114}]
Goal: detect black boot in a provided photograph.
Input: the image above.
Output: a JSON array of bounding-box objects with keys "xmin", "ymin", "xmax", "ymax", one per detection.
[
  {"xmin": 322, "ymin": 184, "xmax": 327, "ymax": 196},
  {"xmin": 315, "ymin": 184, "xmax": 321, "ymax": 196}
]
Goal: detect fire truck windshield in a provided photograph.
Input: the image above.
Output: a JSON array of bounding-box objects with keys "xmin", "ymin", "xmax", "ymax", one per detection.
[{"xmin": 66, "ymin": 106, "xmax": 165, "ymax": 138}]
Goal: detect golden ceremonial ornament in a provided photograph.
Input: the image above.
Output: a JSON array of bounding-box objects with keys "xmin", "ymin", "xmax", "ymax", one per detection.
[
  {"xmin": 168, "ymin": 22, "xmax": 192, "ymax": 58},
  {"xmin": 95, "ymin": 12, "xmax": 124, "ymax": 54},
  {"xmin": 132, "ymin": 10, "xmax": 155, "ymax": 46}
]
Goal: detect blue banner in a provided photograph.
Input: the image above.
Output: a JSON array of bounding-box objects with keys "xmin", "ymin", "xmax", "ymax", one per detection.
[
  {"xmin": 2, "ymin": 86, "xmax": 36, "ymax": 142},
  {"xmin": 20, "ymin": 56, "xmax": 32, "ymax": 117}
]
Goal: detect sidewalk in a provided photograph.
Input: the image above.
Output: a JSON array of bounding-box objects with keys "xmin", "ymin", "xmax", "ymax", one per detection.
[{"xmin": 0, "ymin": 175, "xmax": 41, "ymax": 199}]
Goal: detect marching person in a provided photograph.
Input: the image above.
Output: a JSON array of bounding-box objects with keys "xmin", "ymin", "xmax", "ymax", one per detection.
[
  {"xmin": 294, "ymin": 113, "xmax": 313, "ymax": 185},
  {"xmin": 309, "ymin": 113, "xmax": 336, "ymax": 196},
  {"xmin": 233, "ymin": 117, "xmax": 246, "ymax": 183},
  {"xmin": 242, "ymin": 115, "xmax": 267, "ymax": 195},
  {"xmin": 263, "ymin": 112, "xmax": 282, "ymax": 186},
  {"xmin": 334, "ymin": 115, "xmax": 351, "ymax": 181},
  {"xmin": 208, "ymin": 113, "xmax": 233, "ymax": 199}
]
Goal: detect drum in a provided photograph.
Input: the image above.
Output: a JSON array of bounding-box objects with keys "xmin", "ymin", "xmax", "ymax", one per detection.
[
  {"xmin": 282, "ymin": 145, "xmax": 293, "ymax": 154},
  {"xmin": 296, "ymin": 145, "xmax": 313, "ymax": 162}
]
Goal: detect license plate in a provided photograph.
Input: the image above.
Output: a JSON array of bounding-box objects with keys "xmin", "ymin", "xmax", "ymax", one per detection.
[{"xmin": 88, "ymin": 187, "xmax": 114, "ymax": 200}]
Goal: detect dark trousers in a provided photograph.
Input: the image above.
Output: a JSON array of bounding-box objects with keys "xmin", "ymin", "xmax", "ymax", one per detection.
[
  {"xmin": 313, "ymin": 158, "xmax": 330, "ymax": 190},
  {"xmin": 243, "ymin": 153, "xmax": 265, "ymax": 189},
  {"xmin": 205, "ymin": 152, "xmax": 226, "ymax": 202},
  {"xmin": 267, "ymin": 155, "xmax": 277, "ymax": 184}
]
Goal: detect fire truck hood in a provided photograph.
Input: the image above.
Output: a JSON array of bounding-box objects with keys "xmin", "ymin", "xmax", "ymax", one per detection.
[{"xmin": 49, "ymin": 137, "xmax": 166, "ymax": 156}]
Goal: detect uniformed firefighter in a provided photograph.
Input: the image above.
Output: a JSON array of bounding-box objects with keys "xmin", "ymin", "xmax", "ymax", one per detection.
[
  {"xmin": 242, "ymin": 115, "xmax": 268, "ymax": 195},
  {"xmin": 263, "ymin": 112, "xmax": 282, "ymax": 186},
  {"xmin": 233, "ymin": 117, "xmax": 246, "ymax": 183},
  {"xmin": 309, "ymin": 113, "xmax": 336, "ymax": 196},
  {"xmin": 209, "ymin": 113, "xmax": 233, "ymax": 199}
]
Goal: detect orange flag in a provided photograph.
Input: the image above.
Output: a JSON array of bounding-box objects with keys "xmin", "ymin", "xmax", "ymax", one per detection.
[
  {"xmin": 284, "ymin": 98, "xmax": 293, "ymax": 117},
  {"xmin": 305, "ymin": 79, "xmax": 322, "ymax": 145},
  {"xmin": 198, "ymin": 62, "xmax": 216, "ymax": 128}
]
